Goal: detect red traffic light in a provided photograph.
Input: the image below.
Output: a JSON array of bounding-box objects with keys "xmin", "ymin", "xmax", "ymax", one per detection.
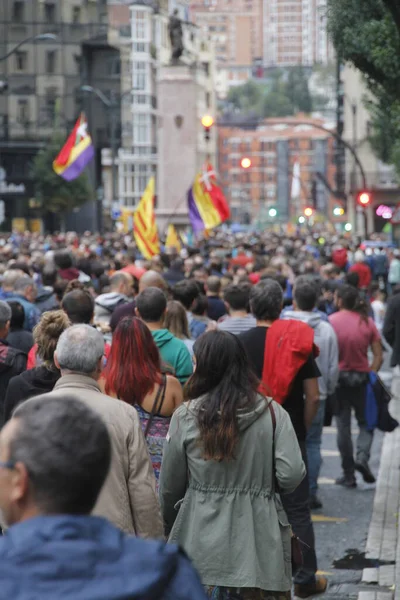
[
  {"xmin": 304, "ymin": 207, "xmax": 313, "ymax": 217},
  {"xmin": 358, "ymin": 191, "xmax": 371, "ymax": 206},
  {"xmin": 240, "ymin": 157, "xmax": 252, "ymax": 169}
]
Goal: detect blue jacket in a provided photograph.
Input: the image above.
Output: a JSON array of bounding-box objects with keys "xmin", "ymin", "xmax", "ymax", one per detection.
[
  {"xmin": 0, "ymin": 515, "xmax": 207, "ymax": 600},
  {"xmin": 4, "ymin": 295, "xmax": 41, "ymax": 332}
]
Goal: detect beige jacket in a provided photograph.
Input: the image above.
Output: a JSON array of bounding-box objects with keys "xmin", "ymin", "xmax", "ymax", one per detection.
[{"xmin": 46, "ymin": 374, "xmax": 163, "ymax": 539}]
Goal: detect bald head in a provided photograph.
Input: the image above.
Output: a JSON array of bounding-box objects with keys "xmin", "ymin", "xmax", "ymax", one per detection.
[{"xmin": 139, "ymin": 270, "xmax": 167, "ymax": 293}]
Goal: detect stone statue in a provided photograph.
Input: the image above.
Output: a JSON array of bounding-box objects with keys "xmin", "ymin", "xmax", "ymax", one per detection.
[{"xmin": 168, "ymin": 9, "xmax": 184, "ymax": 63}]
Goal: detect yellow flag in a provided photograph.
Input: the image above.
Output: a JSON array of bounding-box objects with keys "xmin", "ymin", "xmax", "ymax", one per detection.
[
  {"xmin": 165, "ymin": 224, "xmax": 182, "ymax": 252},
  {"xmin": 133, "ymin": 177, "xmax": 160, "ymax": 259}
]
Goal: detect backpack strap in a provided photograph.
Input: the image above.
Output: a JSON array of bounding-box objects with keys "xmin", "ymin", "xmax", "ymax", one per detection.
[{"xmin": 144, "ymin": 375, "xmax": 167, "ymax": 439}]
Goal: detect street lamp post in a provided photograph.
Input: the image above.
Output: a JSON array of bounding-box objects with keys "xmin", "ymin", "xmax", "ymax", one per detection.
[
  {"xmin": 80, "ymin": 85, "xmax": 121, "ymax": 234},
  {"xmin": 0, "ymin": 33, "xmax": 58, "ymax": 62}
]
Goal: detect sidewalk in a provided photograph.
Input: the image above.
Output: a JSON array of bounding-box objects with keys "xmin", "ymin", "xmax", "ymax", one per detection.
[{"xmin": 358, "ymin": 376, "xmax": 400, "ymax": 600}]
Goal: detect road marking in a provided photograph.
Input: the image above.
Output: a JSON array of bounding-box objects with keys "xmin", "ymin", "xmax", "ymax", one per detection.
[
  {"xmin": 318, "ymin": 477, "xmax": 336, "ymax": 485},
  {"xmin": 321, "ymin": 449, "xmax": 340, "ymax": 457},
  {"xmin": 312, "ymin": 515, "xmax": 348, "ymax": 523}
]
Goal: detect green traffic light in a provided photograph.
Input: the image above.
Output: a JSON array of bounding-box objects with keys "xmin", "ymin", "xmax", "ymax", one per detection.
[{"xmin": 268, "ymin": 208, "xmax": 277, "ymax": 218}]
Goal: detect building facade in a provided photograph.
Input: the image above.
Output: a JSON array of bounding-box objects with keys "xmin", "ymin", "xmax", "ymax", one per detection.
[
  {"xmin": 106, "ymin": 0, "xmax": 217, "ymax": 225},
  {"xmin": 189, "ymin": 0, "xmax": 263, "ymax": 97},
  {"xmin": 218, "ymin": 115, "xmax": 336, "ymax": 224},
  {"xmin": 0, "ymin": 0, "xmax": 119, "ymax": 231}
]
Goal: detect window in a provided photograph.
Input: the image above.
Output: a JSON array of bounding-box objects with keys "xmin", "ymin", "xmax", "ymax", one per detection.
[
  {"xmin": 15, "ymin": 51, "xmax": 27, "ymax": 72},
  {"xmin": 134, "ymin": 11, "xmax": 146, "ymax": 40},
  {"xmin": 12, "ymin": 0, "xmax": 24, "ymax": 22},
  {"xmin": 45, "ymin": 87, "xmax": 57, "ymax": 123},
  {"xmin": 133, "ymin": 114, "xmax": 150, "ymax": 144},
  {"xmin": 17, "ymin": 99, "xmax": 29, "ymax": 124},
  {"xmin": 72, "ymin": 6, "xmax": 81, "ymax": 23},
  {"xmin": 106, "ymin": 57, "xmax": 121, "ymax": 77},
  {"xmin": 46, "ymin": 50, "xmax": 56, "ymax": 74},
  {"xmin": 44, "ymin": 2, "xmax": 55, "ymax": 23},
  {"xmin": 133, "ymin": 61, "xmax": 146, "ymax": 91}
]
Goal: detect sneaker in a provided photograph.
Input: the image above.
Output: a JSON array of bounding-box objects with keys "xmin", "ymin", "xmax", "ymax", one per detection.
[
  {"xmin": 294, "ymin": 575, "xmax": 328, "ymax": 598},
  {"xmin": 335, "ymin": 475, "xmax": 357, "ymax": 488},
  {"xmin": 355, "ymin": 462, "xmax": 376, "ymax": 484},
  {"xmin": 309, "ymin": 495, "xmax": 323, "ymax": 510}
]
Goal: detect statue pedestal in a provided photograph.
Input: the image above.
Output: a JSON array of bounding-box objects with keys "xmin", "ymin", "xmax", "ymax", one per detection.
[{"xmin": 157, "ymin": 64, "xmax": 198, "ymax": 231}]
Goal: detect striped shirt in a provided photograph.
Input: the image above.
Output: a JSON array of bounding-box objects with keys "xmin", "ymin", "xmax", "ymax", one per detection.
[{"xmin": 218, "ymin": 315, "xmax": 257, "ymax": 335}]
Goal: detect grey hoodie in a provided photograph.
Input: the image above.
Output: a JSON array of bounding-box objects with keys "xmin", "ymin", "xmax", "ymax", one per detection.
[
  {"xmin": 282, "ymin": 310, "xmax": 339, "ymax": 400},
  {"xmin": 94, "ymin": 292, "xmax": 129, "ymax": 324}
]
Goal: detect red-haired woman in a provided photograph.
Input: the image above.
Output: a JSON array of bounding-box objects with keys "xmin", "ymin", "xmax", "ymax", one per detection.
[{"xmin": 100, "ymin": 316, "xmax": 183, "ymax": 481}]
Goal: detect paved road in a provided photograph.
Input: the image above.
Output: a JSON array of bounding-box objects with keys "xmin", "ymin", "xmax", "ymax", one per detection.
[{"xmin": 310, "ymin": 352, "xmax": 392, "ymax": 599}]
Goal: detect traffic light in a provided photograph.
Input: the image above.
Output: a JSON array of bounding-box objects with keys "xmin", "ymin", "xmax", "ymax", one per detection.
[
  {"xmin": 240, "ymin": 157, "xmax": 252, "ymax": 169},
  {"xmin": 357, "ymin": 191, "xmax": 371, "ymax": 207},
  {"xmin": 201, "ymin": 115, "xmax": 214, "ymax": 141},
  {"xmin": 304, "ymin": 207, "xmax": 313, "ymax": 218}
]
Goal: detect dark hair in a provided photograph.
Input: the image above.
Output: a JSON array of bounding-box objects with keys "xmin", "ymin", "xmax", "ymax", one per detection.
[
  {"xmin": 136, "ymin": 287, "xmax": 167, "ymax": 322},
  {"xmin": 62, "ymin": 290, "xmax": 94, "ymax": 324},
  {"xmin": 172, "ymin": 279, "xmax": 199, "ymax": 310},
  {"xmin": 207, "ymin": 276, "xmax": 221, "ymax": 294},
  {"xmin": 336, "ymin": 284, "xmax": 369, "ymax": 322},
  {"xmin": 185, "ymin": 331, "xmax": 259, "ymax": 462},
  {"xmin": 12, "ymin": 396, "xmax": 111, "ymax": 515},
  {"xmin": 250, "ymin": 279, "xmax": 283, "ymax": 321},
  {"xmin": 103, "ymin": 317, "xmax": 162, "ymax": 404},
  {"xmin": 9, "ymin": 262, "xmax": 31, "ymax": 276},
  {"xmin": 345, "ymin": 271, "xmax": 360, "ymax": 288},
  {"xmin": 294, "ymin": 276, "xmax": 318, "ymax": 311},
  {"xmin": 42, "ymin": 267, "xmax": 58, "ymax": 287},
  {"xmin": 54, "ymin": 251, "xmax": 73, "ymax": 270},
  {"xmin": 192, "ymin": 294, "xmax": 208, "ymax": 317},
  {"xmin": 223, "ymin": 284, "xmax": 251, "ymax": 311},
  {"xmin": 7, "ymin": 301, "xmax": 25, "ymax": 330}
]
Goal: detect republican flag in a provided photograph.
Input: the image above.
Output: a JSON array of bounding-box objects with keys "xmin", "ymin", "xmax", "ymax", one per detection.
[
  {"xmin": 165, "ymin": 224, "xmax": 181, "ymax": 252},
  {"xmin": 134, "ymin": 177, "xmax": 160, "ymax": 259},
  {"xmin": 187, "ymin": 163, "xmax": 230, "ymax": 233},
  {"xmin": 53, "ymin": 113, "xmax": 94, "ymax": 181}
]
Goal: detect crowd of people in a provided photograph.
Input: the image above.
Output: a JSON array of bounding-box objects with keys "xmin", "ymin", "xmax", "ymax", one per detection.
[{"xmin": 0, "ymin": 228, "xmax": 397, "ymax": 599}]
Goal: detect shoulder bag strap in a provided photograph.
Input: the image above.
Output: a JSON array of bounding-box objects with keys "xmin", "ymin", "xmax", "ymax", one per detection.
[
  {"xmin": 144, "ymin": 376, "xmax": 166, "ymax": 439},
  {"xmin": 268, "ymin": 400, "xmax": 281, "ymax": 494}
]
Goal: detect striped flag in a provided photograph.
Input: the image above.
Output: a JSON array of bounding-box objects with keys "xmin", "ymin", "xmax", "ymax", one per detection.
[
  {"xmin": 53, "ymin": 113, "xmax": 94, "ymax": 181},
  {"xmin": 133, "ymin": 177, "xmax": 160, "ymax": 259}
]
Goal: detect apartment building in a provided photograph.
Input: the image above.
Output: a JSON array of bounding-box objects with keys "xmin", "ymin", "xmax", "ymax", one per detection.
[
  {"xmin": 218, "ymin": 115, "xmax": 336, "ymax": 223},
  {"xmin": 0, "ymin": 0, "xmax": 119, "ymax": 231}
]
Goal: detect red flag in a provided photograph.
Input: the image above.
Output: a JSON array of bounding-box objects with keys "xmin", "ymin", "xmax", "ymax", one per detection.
[{"xmin": 54, "ymin": 116, "xmax": 80, "ymax": 167}]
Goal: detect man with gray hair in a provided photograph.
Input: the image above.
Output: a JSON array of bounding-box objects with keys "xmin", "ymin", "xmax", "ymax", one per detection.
[
  {"xmin": 5, "ymin": 276, "xmax": 40, "ymax": 331},
  {"xmin": 46, "ymin": 324, "xmax": 163, "ymax": 539},
  {"xmin": 0, "ymin": 269, "xmax": 24, "ymax": 301},
  {"xmin": 239, "ymin": 278, "xmax": 325, "ymax": 598},
  {"xmin": 0, "ymin": 300, "xmax": 27, "ymax": 422},
  {"xmin": 94, "ymin": 271, "xmax": 134, "ymax": 325}
]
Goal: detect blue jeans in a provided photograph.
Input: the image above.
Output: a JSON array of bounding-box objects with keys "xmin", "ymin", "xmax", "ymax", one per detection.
[{"xmin": 306, "ymin": 399, "xmax": 326, "ymax": 497}]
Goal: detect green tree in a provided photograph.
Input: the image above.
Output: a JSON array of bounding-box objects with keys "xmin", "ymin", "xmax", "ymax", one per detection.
[
  {"xmin": 285, "ymin": 67, "xmax": 313, "ymax": 114},
  {"xmin": 227, "ymin": 80, "xmax": 264, "ymax": 114},
  {"xmin": 327, "ymin": 0, "xmax": 400, "ymax": 174},
  {"xmin": 32, "ymin": 132, "xmax": 93, "ymax": 221}
]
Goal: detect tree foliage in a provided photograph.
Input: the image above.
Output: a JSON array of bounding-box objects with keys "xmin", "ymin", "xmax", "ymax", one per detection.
[
  {"xmin": 327, "ymin": 0, "xmax": 400, "ymax": 174},
  {"xmin": 32, "ymin": 133, "xmax": 93, "ymax": 215}
]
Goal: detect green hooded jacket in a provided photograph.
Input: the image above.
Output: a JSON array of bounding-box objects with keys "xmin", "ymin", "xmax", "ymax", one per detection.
[{"xmin": 152, "ymin": 329, "xmax": 193, "ymax": 385}]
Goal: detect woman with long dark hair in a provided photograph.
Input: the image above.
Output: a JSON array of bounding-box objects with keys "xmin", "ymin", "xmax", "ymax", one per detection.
[
  {"xmin": 329, "ymin": 284, "xmax": 383, "ymax": 488},
  {"xmin": 100, "ymin": 316, "xmax": 183, "ymax": 481},
  {"xmin": 159, "ymin": 330, "xmax": 305, "ymax": 599}
]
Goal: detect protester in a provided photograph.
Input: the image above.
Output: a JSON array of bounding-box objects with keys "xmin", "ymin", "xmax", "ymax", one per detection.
[
  {"xmin": 218, "ymin": 283, "xmax": 256, "ymax": 334},
  {"xmin": 172, "ymin": 279, "xmax": 208, "ymax": 339},
  {"xmin": 136, "ymin": 287, "xmax": 193, "ymax": 385},
  {"xmin": 329, "ymin": 285, "xmax": 383, "ymax": 487},
  {"xmin": 100, "ymin": 316, "xmax": 183, "ymax": 481},
  {"xmin": 0, "ymin": 301, "xmax": 27, "ymax": 421},
  {"xmin": 160, "ymin": 330, "xmax": 305, "ymax": 600},
  {"xmin": 239, "ymin": 279, "xmax": 325, "ymax": 598},
  {"xmin": 383, "ymin": 290, "xmax": 400, "ymax": 370},
  {"xmin": 0, "ymin": 269, "xmax": 24, "ymax": 300},
  {"xmin": 47, "ymin": 324, "xmax": 163, "ymax": 537},
  {"xmin": 5, "ymin": 276, "xmax": 41, "ymax": 331},
  {"xmin": 4, "ymin": 310, "xmax": 70, "ymax": 424},
  {"xmin": 94, "ymin": 271, "xmax": 133, "ymax": 325},
  {"xmin": 0, "ymin": 396, "xmax": 206, "ymax": 599},
  {"xmin": 348, "ymin": 251, "xmax": 372, "ymax": 291},
  {"xmin": 6, "ymin": 301, "xmax": 34, "ymax": 354},
  {"xmin": 163, "ymin": 258, "xmax": 186, "ymax": 287},
  {"xmin": 283, "ymin": 276, "xmax": 339, "ymax": 509},
  {"xmin": 164, "ymin": 300, "xmax": 195, "ymax": 355},
  {"xmin": 54, "ymin": 251, "xmax": 81, "ymax": 281},
  {"xmin": 35, "ymin": 266, "xmax": 60, "ymax": 312},
  {"xmin": 110, "ymin": 269, "xmax": 167, "ymax": 332},
  {"xmin": 388, "ymin": 249, "xmax": 400, "ymax": 291},
  {"xmin": 205, "ymin": 276, "xmax": 227, "ymax": 321}
]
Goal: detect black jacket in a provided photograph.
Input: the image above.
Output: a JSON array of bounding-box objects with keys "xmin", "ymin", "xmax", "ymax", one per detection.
[
  {"xmin": 0, "ymin": 340, "xmax": 27, "ymax": 425},
  {"xmin": 4, "ymin": 366, "xmax": 60, "ymax": 424},
  {"xmin": 383, "ymin": 293, "xmax": 400, "ymax": 366},
  {"xmin": 7, "ymin": 328, "xmax": 34, "ymax": 355}
]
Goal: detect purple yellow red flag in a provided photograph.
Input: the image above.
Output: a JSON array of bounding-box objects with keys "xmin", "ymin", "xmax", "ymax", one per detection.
[
  {"xmin": 187, "ymin": 163, "xmax": 230, "ymax": 233},
  {"xmin": 53, "ymin": 113, "xmax": 94, "ymax": 181},
  {"xmin": 134, "ymin": 177, "xmax": 160, "ymax": 259}
]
